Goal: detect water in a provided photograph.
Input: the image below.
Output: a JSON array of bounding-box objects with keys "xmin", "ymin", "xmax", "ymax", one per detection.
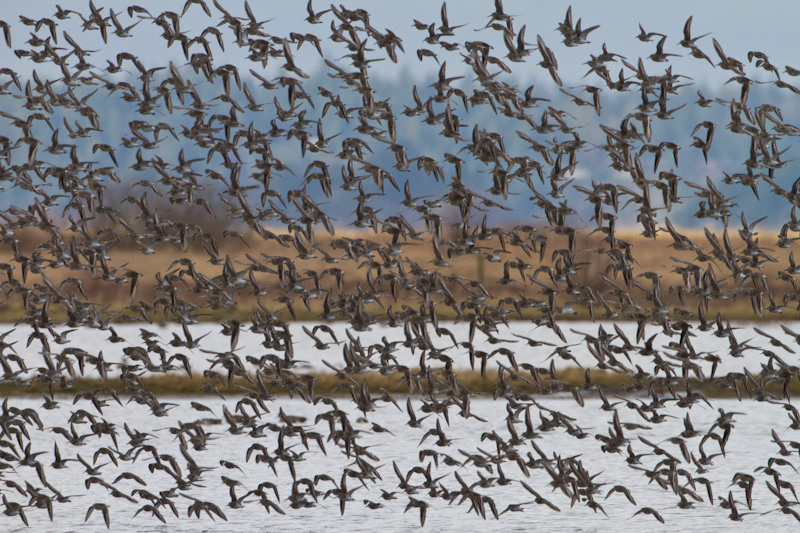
[
  {"xmin": 1, "ymin": 320, "xmax": 793, "ymax": 379},
  {"xmin": 3, "ymin": 321, "xmax": 800, "ymax": 531},
  {"xmin": 2, "ymin": 396, "xmax": 799, "ymax": 532}
]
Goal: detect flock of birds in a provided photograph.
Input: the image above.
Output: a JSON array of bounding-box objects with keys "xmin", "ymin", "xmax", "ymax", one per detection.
[{"xmin": 0, "ymin": 0, "xmax": 799, "ymax": 528}]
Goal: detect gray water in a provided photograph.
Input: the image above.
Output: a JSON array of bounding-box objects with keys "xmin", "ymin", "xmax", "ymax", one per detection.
[
  {"xmin": 1, "ymin": 320, "xmax": 792, "ymax": 379},
  {"xmin": 4, "ymin": 321, "xmax": 800, "ymax": 531},
  {"xmin": 2, "ymin": 397, "xmax": 799, "ymax": 532}
]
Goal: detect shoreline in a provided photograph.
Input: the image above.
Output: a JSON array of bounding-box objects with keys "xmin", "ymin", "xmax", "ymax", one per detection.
[{"xmin": 0, "ymin": 367, "xmax": 772, "ymax": 399}]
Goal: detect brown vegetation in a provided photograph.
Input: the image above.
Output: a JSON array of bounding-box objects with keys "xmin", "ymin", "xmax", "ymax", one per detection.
[
  {"xmin": 1, "ymin": 222, "xmax": 796, "ymax": 324},
  {"xmin": 0, "ymin": 366, "xmax": 754, "ymax": 399}
]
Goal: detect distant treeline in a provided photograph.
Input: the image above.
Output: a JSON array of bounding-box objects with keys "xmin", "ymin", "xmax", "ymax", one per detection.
[{"xmin": 1, "ymin": 66, "xmax": 798, "ymax": 234}]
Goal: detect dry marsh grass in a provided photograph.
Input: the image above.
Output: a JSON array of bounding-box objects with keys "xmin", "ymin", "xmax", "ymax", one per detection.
[
  {"xmin": 0, "ymin": 366, "xmax": 770, "ymax": 399},
  {"xmin": 1, "ymin": 224, "xmax": 796, "ymax": 323}
]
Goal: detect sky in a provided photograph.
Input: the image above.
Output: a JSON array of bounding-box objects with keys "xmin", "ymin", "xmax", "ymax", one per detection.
[
  {"xmin": 1, "ymin": 0, "xmax": 798, "ymax": 86},
  {"xmin": 0, "ymin": 0, "xmax": 798, "ymax": 228}
]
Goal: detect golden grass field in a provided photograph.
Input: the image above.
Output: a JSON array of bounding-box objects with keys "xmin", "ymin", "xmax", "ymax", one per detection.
[
  {"xmin": 1, "ymin": 366, "xmax": 761, "ymax": 400},
  {"xmin": 1, "ymin": 221, "xmax": 795, "ymax": 324}
]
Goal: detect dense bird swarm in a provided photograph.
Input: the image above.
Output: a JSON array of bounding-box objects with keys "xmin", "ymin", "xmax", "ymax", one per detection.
[{"xmin": 2, "ymin": 0, "xmax": 800, "ymax": 528}]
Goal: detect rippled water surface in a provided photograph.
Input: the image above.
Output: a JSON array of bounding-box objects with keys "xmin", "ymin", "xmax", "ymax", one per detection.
[
  {"xmin": 2, "ymin": 320, "xmax": 791, "ymax": 378},
  {"xmin": 3, "ymin": 322, "xmax": 800, "ymax": 531},
  {"xmin": 2, "ymin": 396, "xmax": 798, "ymax": 532}
]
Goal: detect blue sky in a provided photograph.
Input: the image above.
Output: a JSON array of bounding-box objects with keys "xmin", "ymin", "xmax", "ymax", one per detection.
[{"xmin": 1, "ymin": 0, "xmax": 797, "ymax": 85}]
